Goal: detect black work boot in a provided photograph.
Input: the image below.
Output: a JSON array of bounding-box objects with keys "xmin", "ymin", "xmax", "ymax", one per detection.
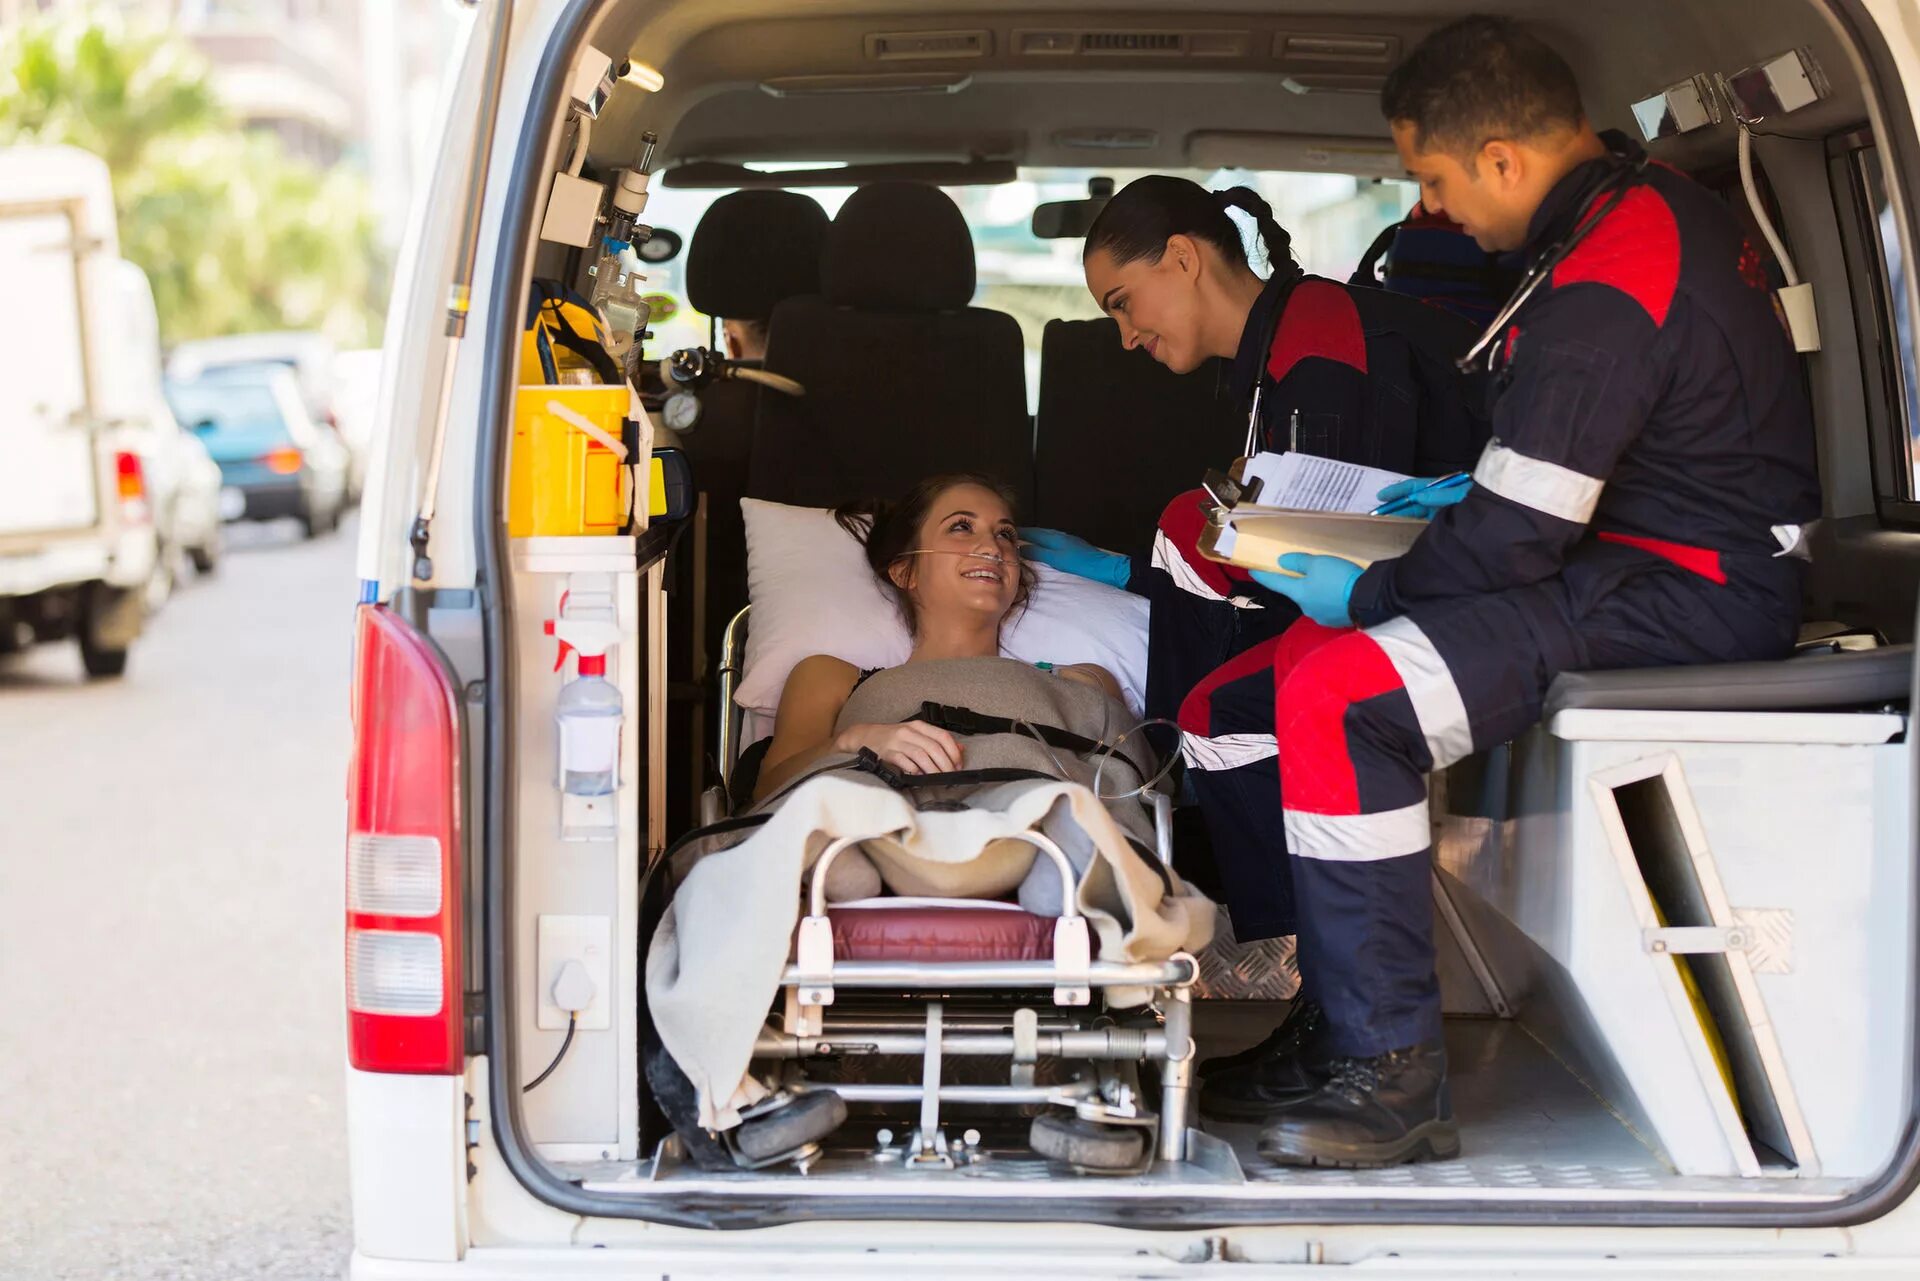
[
  {"xmin": 1198, "ymin": 998, "xmax": 1336, "ymax": 1121},
  {"xmin": 1255, "ymin": 1041, "xmax": 1459, "ymax": 1168}
]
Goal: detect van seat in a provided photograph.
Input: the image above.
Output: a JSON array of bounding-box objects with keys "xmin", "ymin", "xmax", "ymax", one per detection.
[
  {"xmin": 1543, "ymin": 643, "xmax": 1911, "ymax": 716},
  {"xmin": 746, "ymin": 182, "xmax": 1031, "ymax": 507},
  {"xmin": 1031, "ymin": 318, "xmax": 1238, "ymax": 559}
]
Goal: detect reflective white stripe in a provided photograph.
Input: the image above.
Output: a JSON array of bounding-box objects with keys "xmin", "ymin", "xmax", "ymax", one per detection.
[
  {"xmin": 1150, "ymin": 530, "xmax": 1262, "ymax": 608},
  {"xmin": 1284, "ymin": 802, "xmax": 1432, "ymax": 861},
  {"xmin": 1367, "ymin": 616, "xmax": 1474, "ymax": 770},
  {"xmin": 1771, "ymin": 523, "xmax": 1811, "ymax": 560},
  {"xmin": 1473, "ymin": 440, "xmax": 1604, "ymax": 524},
  {"xmin": 1151, "ymin": 529, "xmax": 1236, "ymax": 604},
  {"xmin": 1179, "ymin": 731, "xmax": 1279, "ymax": 773}
]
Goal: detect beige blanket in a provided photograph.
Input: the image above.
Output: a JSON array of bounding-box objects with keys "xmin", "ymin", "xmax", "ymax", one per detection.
[{"xmin": 646, "ymin": 657, "xmax": 1215, "ymax": 1130}]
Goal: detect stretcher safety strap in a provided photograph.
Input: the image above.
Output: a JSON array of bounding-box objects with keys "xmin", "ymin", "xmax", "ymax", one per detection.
[
  {"xmin": 1473, "ymin": 439, "xmax": 1604, "ymax": 525},
  {"xmin": 1284, "ymin": 801, "xmax": 1432, "ymax": 861},
  {"xmin": 1178, "ymin": 731, "xmax": 1279, "ymax": 773},
  {"xmin": 1366, "ymin": 617, "xmax": 1474, "ymax": 771}
]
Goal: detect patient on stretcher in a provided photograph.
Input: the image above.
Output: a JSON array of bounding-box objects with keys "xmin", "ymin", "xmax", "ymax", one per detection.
[
  {"xmin": 752, "ymin": 473, "xmax": 1125, "ymax": 803},
  {"xmin": 644, "ymin": 474, "xmax": 1213, "ymax": 1145}
]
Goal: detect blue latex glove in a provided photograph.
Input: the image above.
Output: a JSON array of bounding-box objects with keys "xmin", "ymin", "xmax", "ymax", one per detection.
[
  {"xmin": 1251, "ymin": 553, "xmax": 1363, "ymax": 628},
  {"xmin": 1373, "ymin": 474, "xmax": 1474, "ymax": 519},
  {"xmin": 1019, "ymin": 527, "xmax": 1131, "ymax": 590}
]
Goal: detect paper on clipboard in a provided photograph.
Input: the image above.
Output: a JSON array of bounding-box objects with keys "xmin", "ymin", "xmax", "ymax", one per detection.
[
  {"xmin": 1241, "ymin": 451, "xmax": 1413, "ymax": 515},
  {"xmin": 1202, "ymin": 453, "xmax": 1425, "ymax": 571}
]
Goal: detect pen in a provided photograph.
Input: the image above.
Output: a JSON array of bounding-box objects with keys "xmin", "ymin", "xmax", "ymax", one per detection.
[{"xmin": 1370, "ymin": 470, "xmax": 1471, "ymax": 517}]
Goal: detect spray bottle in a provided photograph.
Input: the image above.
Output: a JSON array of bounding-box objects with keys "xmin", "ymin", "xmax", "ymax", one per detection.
[{"xmin": 545, "ymin": 613, "xmax": 624, "ymax": 798}]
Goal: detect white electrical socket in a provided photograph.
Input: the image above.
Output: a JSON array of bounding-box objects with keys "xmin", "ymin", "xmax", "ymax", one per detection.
[{"xmin": 537, "ymin": 914, "xmax": 611, "ymax": 1030}]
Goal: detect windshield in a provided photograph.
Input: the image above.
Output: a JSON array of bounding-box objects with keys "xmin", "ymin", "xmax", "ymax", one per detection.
[
  {"xmin": 640, "ymin": 166, "xmax": 1419, "ymax": 412},
  {"xmin": 165, "ymin": 379, "xmax": 296, "ymax": 442}
]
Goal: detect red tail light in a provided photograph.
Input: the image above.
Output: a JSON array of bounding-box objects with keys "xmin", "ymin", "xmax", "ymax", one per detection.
[
  {"xmin": 262, "ymin": 446, "xmax": 304, "ymax": 475},
  {"xmin": 114, "ymin": 451, "xmax": 150, "ymax": 522},
  {"xmin": 346, "ymin": 605, "xmax": 463, "ymax": 1075}
]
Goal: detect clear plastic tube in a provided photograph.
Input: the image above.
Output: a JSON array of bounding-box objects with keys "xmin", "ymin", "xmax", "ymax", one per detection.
[{"xmin": 1013, "ymin": 716, "xmax": 1184, "ymax": 803}]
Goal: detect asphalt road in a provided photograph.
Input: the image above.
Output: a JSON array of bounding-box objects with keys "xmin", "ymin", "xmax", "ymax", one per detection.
[{"xmin": 0, "ymin": 518, "xmax": 359, "ymax": 1279}]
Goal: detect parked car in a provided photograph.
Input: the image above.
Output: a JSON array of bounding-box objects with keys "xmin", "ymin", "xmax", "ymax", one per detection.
[
  {"xmin": 167, "ymin": 330, "xmax": 364, "ymax": 503},
  {"xmin": 166, "ymin": 365, "xmax": 351, "ymax": 539},
  {"xmin": 345, "ymin": 1, "xmax": 1920, "ymax": 1277},
  {"xmin": 0, "ymin": 145, "xmax": 160, "ymax": 677},
  {"xmin": 151, "ymin": 411, "xmax": 224, "ymax": 580}
]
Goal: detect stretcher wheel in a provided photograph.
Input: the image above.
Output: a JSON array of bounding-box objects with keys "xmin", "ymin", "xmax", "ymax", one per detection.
[
  {"xmin": 1029, "ymin": 1112, "xmax": 1149, "ymax": 1171},
  {"xmin": 733, "ymin": 1090, "xmax": 848, "ymax": 1165}
]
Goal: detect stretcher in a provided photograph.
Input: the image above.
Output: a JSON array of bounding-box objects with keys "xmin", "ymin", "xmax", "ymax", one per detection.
[{"xmin": 684, "ymin": 604, "xmax": 1201, "ymax": 1173}]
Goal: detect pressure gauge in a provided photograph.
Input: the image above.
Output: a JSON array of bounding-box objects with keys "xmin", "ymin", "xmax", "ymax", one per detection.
[
  {"xmin": 662, "ymin": 390, "xmax": 702, "ymax": 433},
  {"xmin": 635, "ymin": 227, "xmax": 683, "ymax": 263}
]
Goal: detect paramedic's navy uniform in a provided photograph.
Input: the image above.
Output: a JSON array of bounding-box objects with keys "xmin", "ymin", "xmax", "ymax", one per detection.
[
  {"xmin": 1130, "ymin": 273, "xmax": 1486, "ymax": 942},
  {"xmin": 1197, "ymin": 135, "xmax": 1820, "ymax": 1057}
]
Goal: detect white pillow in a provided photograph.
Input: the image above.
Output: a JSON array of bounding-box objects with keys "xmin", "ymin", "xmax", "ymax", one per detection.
[{"xmin": 737, "ymin": 497, "xmax": 1150, "ymax": 718}]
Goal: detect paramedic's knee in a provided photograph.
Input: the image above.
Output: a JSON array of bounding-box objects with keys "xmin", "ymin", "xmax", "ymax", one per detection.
[
  {"xmin": 1154, "ymin": 489, "xmax": 1214, "ymax": 567},
  {"xmin": 1156, "ymin": 488, "xmax": 1210, "ymax": 537},
  {"xmin": 1275, "ymin": 629, "xmax": 1420, "ymax": 805}
]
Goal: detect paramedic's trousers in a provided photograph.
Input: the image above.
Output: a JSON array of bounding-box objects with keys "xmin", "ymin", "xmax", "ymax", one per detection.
[
  {"xmin": 1133, "ymin": 490, "xmax": 1301, "ymax": 940},
  {"xmin": 1169, "ymin": 527, "xmax": 1802, "ymax": 1057}
]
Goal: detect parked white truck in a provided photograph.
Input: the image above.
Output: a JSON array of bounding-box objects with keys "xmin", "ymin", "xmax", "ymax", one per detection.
[{"xmin": 0, "ymin": 146, "xmax": 160, "ymax": 677}]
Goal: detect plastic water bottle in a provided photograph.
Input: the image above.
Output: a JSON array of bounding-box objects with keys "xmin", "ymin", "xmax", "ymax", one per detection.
[{"xmin": 556, "ymin": 653, "xmax": 622, "ymax": 795}]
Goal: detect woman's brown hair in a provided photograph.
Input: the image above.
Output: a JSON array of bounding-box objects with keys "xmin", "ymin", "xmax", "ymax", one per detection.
[{"xmin": 834, "ymin": 473, "xmax": 1036, "ymax": 634}]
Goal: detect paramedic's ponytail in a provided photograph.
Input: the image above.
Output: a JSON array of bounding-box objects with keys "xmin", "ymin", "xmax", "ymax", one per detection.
[
  {"xmin": 1085, "ymin": 174, "xmax": 1300, "ymax": 279},
  {"xmin": 1215, "ymin": 186, "xmax": 1301, "ymax": 282},
  {"xmin": 835, "ymin": 474, "xmax": 1035, "ymax": 635}
]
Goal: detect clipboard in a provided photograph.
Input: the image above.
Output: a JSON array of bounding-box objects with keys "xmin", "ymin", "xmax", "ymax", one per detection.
[{"xmin": 1198, "ymin": 505, "xmax": 1428, "ymax": 571}]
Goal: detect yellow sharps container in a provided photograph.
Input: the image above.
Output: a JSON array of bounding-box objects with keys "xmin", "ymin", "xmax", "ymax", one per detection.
[{"xmin": 508, "ymin": 385, "xmax": 633, "ymax": 537}]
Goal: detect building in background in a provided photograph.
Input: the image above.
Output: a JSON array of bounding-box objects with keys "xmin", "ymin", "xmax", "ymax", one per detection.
[{"xmin": 3, "ymin": 0, "xmax": 462, "ymax": 246}]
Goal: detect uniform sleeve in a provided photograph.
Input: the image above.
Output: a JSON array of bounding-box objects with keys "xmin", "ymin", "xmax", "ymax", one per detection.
[{"xmin": 1350, "ymin": 282, "xmax": 1672, "ymax": 625}]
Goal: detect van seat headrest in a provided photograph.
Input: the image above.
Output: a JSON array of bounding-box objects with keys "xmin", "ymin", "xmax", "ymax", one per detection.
[
  {"xmin": 824, "ymin": 182, "xmax": 976, "ymax": 312},
  {"xmin": 687, "ymin": 189, "xmax": 830, "ymax": 321}
]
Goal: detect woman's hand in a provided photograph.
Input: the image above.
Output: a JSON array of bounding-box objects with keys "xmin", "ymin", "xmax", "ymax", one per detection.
[{"xmin": 834, "ymin": 721, "xmax": 964, "ymax": 775}]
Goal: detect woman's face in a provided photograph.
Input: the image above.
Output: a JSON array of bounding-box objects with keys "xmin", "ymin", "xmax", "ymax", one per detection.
[
  {"xmin": 890, "ymin": 482, "xmax": 1022, "ymax": 626},
  {"xmin": 1085, "ymin": 238, "xmax": 1209, "ymax": 374}
]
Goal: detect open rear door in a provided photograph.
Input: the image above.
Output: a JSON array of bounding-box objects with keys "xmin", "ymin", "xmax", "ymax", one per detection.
[{"xmin": 0, "ymin": 199, "xmax": 101, "ymax": 541}]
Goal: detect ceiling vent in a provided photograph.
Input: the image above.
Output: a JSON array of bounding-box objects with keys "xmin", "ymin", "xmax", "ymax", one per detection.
[
  {"xmin": 1080, "ymin": 31, "xmax": 1185, "ymax": 56},
  {"xmin": 1280, "ymin": 73, "xmax": 1389, "ymax": 97},
  {"xmin": 1274, "ymin": 33, "xmax": 1400, "ymax": 67},
  {"xmin": 1053, "ymin": 127, "xmax": 1159, "ymax": 150},
  {"xmin": 865, "ymin": 30, "xmax": 991, "ymax": 61}
]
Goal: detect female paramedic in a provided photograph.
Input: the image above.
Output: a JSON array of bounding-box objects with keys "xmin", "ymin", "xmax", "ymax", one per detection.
[{"xmin": 1022, "ymin": 175, "xmax": 1488, "ymax": 967}]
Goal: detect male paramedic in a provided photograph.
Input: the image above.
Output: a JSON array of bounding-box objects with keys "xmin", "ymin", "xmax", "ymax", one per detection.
[{"xmin": 1204, "ymin": 14, "xmax": 1821, "ymax": 1167}]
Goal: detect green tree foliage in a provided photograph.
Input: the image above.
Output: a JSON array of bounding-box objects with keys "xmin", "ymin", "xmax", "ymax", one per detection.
[{"xmin": 0, "ymin": 10, "xmax": 385, "ymax": 346}]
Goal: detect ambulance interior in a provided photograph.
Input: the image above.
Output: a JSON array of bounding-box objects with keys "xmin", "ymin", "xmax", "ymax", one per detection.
[{"xmin": 489, "ymin": 0, "xmax": 1920, "ymax": 1225}]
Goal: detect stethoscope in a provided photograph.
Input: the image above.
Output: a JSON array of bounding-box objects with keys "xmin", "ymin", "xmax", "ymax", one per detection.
[
  {"xmin": 1240, "ymin": 267, "xmax": 1306, "ymax": 458},
  {"xmin": 1455, "ymin": 152, "xmax": 1650, "ymax": 375}
]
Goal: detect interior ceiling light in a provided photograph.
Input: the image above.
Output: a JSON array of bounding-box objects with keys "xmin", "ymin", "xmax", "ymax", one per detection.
[{"xmin": 622, "ymin": 61, "xmax": 665, "ymax": 93}]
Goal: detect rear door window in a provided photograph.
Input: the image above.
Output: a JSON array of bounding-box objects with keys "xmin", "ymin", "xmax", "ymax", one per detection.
[{"xmin": 1837, "ymin": 136, "xmax": 1920, "ymax": 515}]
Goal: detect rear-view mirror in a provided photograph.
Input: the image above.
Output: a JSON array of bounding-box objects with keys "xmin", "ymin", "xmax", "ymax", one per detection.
[
  {"xmin": 1030, "ymin": 177, "xmax": 1116, "ymax": 240},
  {"xmin": 1031, "ymin": 198, "xmax": 1109, "ymax": 240}
]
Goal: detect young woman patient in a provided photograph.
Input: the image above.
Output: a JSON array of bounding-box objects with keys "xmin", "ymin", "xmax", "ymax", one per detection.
[{"xmin": 752, "ymin": 474, "xmax": 1122, "ymax": 802}]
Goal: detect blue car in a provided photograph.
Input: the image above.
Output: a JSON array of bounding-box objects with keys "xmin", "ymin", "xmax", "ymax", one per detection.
[{"xmin": 164, "ymin": 364, "xmax": 351, "ymax": 538}]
